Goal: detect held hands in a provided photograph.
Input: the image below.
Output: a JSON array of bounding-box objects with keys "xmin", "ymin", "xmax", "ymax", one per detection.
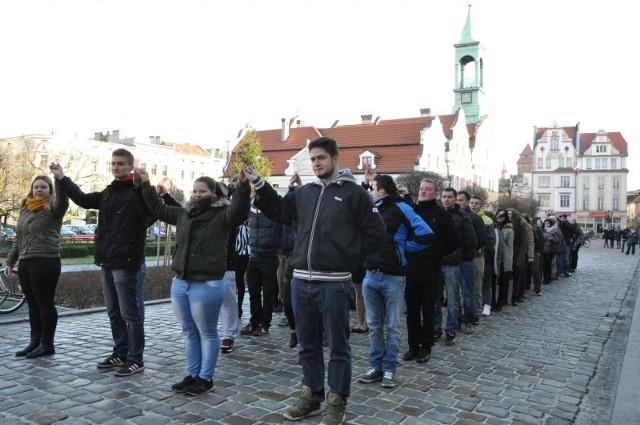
[
  {"xmin": 133, "ymin": 168, "xmax": 150, "ymax": 183},
  {"xmin": 240, "ymin": 163, "xmax": 258, "ymax": 183},
  {"xmin": 3, "ymin": 265, "xmax": 13, "ymax": 278},
  {"xmin": 397, "ymin": 184, "xmax": 408, "ymax": 196},
  {"xmin": 289, "ymin": 172, "xmax": 302, "ymax": 187},
  {"xmin": 156, "ymin": 184, "xmax": 168, "ymax": 197},
  {"xmin": 49, "ymin": 162, "xmax": 65, "ymax": 179}
]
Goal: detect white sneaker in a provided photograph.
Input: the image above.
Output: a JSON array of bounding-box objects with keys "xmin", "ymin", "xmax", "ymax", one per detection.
[{"xmin": 482, "ymin": 304, "xmax": 491, "ymax": 317}]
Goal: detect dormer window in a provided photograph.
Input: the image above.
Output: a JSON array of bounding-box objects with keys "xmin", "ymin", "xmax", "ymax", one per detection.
[
  {"xmin": 595, "ymin": 145, "xmax": 607, "ymax": 154},
  {"xmin": 358, "ymin": 150, "xmax": 378, "ymax": 170}
]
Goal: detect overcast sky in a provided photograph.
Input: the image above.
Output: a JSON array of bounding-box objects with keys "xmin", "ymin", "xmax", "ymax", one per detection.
[{"xmin": 0, "ymin": 0, "xmax": 636, "ymax": 187}]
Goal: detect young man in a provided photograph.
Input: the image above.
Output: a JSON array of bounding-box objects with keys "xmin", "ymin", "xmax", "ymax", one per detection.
[
  {"xmin": 51, "ymin": 148, "xmax": 151, "ymax": 376},
  {"xmin": 469, "ymin": 196, "xmax": 497, "ymax": 315},
  {"xmin": 242, "ymin": 137, "xmax": 385, "ymax": 425},
  {"xmin": 357, "ymin": 174, "xmax": 433, "ymax": 388},
  {"xmin": 404, "ymin": 179, "xmax": 459, "ymax": 363}
]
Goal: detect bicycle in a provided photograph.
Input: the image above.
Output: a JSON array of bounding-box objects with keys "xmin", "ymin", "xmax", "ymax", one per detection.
[{"xmin": 0, "ymin": 264, "xmax": 25, "ymax": 314}]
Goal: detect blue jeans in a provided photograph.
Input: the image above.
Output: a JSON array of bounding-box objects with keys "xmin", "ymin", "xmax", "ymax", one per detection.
[
  {"xmin": 171, "ymin": 277, "xmax": 225, "ymax": 380},
  {"xmin": 435, "ymin": 265, "xmax": 460, "ymax": 335},
  {"xmin": 459, "ymin": 261, "xmax": 475, "ymax": 323},
  {"xmin": 101, "ymin": 267, "xmax": 145, "ymax": 362},
  {"xmin": 362, "ymin": 271, "xmax": 405, "ymax": 373},
  {"xmin": 219, "ymin": 271, "xmax": 239, "ymax": 340},
  {"xmin": 291, "ymin": 277, "xmax": 354, "ymax": 400},
  {"xmin": 136, "ymin": 262, "xmax": 146, "ymax": 322}
]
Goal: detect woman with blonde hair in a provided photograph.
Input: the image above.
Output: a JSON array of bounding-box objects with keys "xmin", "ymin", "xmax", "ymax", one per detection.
[{"xmin": 4, "ymin": 170, "xmax": 69, "ymax": 358}]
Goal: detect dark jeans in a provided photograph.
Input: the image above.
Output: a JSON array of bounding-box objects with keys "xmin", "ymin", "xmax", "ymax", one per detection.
[
  {"xmin": 571, "ymin": 247, "xmax": 580, "ymax": 271},
  {"xmin": 627, "ymin": 243, "xmax": 637, "ymax": 255},
  {"xmin": 234, "ymin": 254, "xmax": 249, "ymax": 318},
  {"xmin": 405, "ymin": 261, "xmax": 439, "ymax": 351},
  {"xmin": 497, "ymin": 266, "xmax": 512, "ymax": 306},
  {"xmin": 101, "ymin": 267, "xmax": 145, "ymax": 361},
  {"xmin": 18, "ymin": 258, "xmax": 61, "ymax": 346},
  {"xmin": 246, "ymin": 255, "xmax": 279, "ymax": 328},
  {"xmin": 282, "ymin": 256, "xmax": 295, "ymax": 330},
  {"xmin": 512, "ymin": 266, "xmax": 526, "ymax": 303},
  {"xmin": 542, "ymin": 253, "xmax": 554, "ymax": 283}
]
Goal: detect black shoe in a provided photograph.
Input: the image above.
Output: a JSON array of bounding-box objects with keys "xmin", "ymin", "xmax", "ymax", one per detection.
[
  {"xmin": 289, "ymin": 332, "xmax": 298, "ymax": 348},
  {"xmin": 493, "ymin": 304, "xmax": 503, "ymax": 312},
  {"xmin": 473, "ymin": 316, "xmax": 480, "ymax": 326},
  {"xmin": 252, "ymin": 325, "xmax": 269, "ymax": 336},
  {"xmin": 511, "ymin": 301, "xmax": 518, "ymax": 307},
  {"xmin": 97, "ymin": 353, "xmax": 127, "ymax": 369},
  {"xmin": 114, "ymin": 360, "xmax": 145, "ymax": 377},
  {"xmin": 220, "ymin": 339, "xmax": 234, "ymax": 353},
  {"xmin": 15, "ymin": 340, "xmax": 40, "ymax": 357},
  {"xmin": 402, "ymin": 348, "xmax": 419, "ymax": 361},
  {"xmin": 417, "ymin": 348, "xmax": 431, "ymax": 363},
  {"xmin": 171, "ymin": 375, "xmax": 197, "ymax": 392},
  {"xmin": 184, "ymin": 377, "xmax": 213, "ymax": 396},
  {"xmin": 239, "ymin": 323, "xmax": 256, "ymax": 336},
  {"xmin": 433, "ymin": 332, "xmax": 442, "ymax": 341},
  {"xmin": 25, "ymin": 344, "xmax": 55, "ymax": 358},
  {"xmin": 445, "ymin": 332, "xmax": 456, "ymax": 346},
  {"xmin": 273, "ymin": 303, "xmax": 283, "ymax": 313},
  {"xmin": 517, "ymin": 297, "xmax": 525, "ymax": 303}
]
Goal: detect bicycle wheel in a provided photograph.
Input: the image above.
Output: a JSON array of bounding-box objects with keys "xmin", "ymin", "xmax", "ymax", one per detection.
[
  {"xmin": 582, "ymin": 239, "xmax": 591, "ymax": 248},
  {"xmin": 0, "ymin": 272, "xmax": 26, "ymax": 314}
]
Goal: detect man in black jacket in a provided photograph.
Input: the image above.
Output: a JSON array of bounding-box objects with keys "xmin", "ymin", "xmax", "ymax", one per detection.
[
  {"xmin": 51, "ymin": 148, "xmax": 151, "ymax": 377},
  {"xmin": 404, "ymin": 179, "xmax": 459, "ymax": 363},
  {"xmin": 242, "ymin": 137, "xmax": 386, "ymax": 425}
]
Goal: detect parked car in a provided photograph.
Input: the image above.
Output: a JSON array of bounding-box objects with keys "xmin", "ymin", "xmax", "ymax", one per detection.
[
  {"xmin": 1, "ymin": 226, "xmax": 16, "ymax": 241},
  {"xmin": 71, "ymin": 225, "xmax": 95, "ymax": 235},
  {"xmin": 61, "ymin": 225, "xmax": 94, "ymax": 242},
  {"xmin": 148, "ymin": 224, "xmax": 176, "ymax": 240}
]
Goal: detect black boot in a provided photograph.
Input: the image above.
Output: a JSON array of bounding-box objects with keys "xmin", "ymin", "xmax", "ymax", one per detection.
[
  {"xmin": 25, "ymin": 344, "xmax": 55, "ymax": 358},
  {"xmin": 15, "ymin": 339, "xmax": 41, "ymax": 357}
]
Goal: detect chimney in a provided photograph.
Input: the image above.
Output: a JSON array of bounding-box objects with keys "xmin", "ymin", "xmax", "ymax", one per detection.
[
  {"xmin": 420, "ymin": 108, "xmax": 431, "ymax": 116},
  {"xmin": 296, "ymin": 119, "xmax": 301, "ymax": 127},
  {"xmin": 361, "ymin": 114, "xmax": 373, "ymax": 124},
  {"xmin": 281, "ymin": 118, "xmax": 289, "ymax": 143}
]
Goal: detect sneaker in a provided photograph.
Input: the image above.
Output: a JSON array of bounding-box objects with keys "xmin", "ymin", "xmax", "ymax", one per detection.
[
  {"xmin": 482, "ymin": 304, "xmax": 491, "ymax": 317},
  {"xmin": 417, "ymin": 348, "xmax": 431, "ymax": 363},
  {"xmin": 433, "ymin": 331, "xmax": 443, "ymax": 341},
  {"xmin": 97, "ymin": 354, "xmax": 126, "ymax": 369},
  {"xmin": 113, "ymin": 360, "xmax": 145, "ymax": 377},
  {"xmin": 240, "ymin": 323, "xmax": 256, "ymax": 336},
  {"xmin": 252, "ymin": 325, "xmax": 269, "ymax": 336},
  {"xmin": 289, "ymin": 331, "xmax": 298, "ymax": 348},
  {"xmin": 278, "ymin": 316, "xmax": 289, "ymax": 327},
  {"xmin": 358, "ymin": 368, "xmax": 383, "ymax": 383},
  {"xmin": 320, "ymin": 392, "xmax": 346, "ymax": 425},
  {"xmin": 381, "ymin": 371, "xmax": 396, "ymax": 388},
  {"xmin": 402, "ymin": 348, "xmax": 418, "ymax": 361},
  {"xmin": 283, "ymin": 386, "xmax": 321, "ymax": 421},
  {"xmin": 184, "ymin": 377, "xmax": 213, "ymax": 396},
  {"xmin": 220, "ymin": 339, "xmax": 234, "ymax": 353},
  {"xmin": 535, "ymin": 291, "xmax": 542, "ymax": 296},
  {"xmin": 463, "ymin": 323, "xmax": 475, "ymax": 335},
  {"xmin": 445, "ymin": 332, "xmax": 456, "ymax": 346},
  {"xmin": 171, "ymin": 375, "xmax": 197, "ymax": 392}
]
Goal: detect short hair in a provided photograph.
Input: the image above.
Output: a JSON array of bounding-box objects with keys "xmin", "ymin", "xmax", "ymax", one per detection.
[
  {"xmin": 112, "ymin": 148, "xmax": 134, "ymax": 165},
  {"xmin": 457, "ymin": 190, "xmax": 471, "ymax": 201},
  {"xmin": 308, "ymin": 137, "xmax": 339, "ymax": 157},
  {"xmin": 373, "ymin": 174, "xmax": 397, "ymax": 195},
  {"xmin": 442, "ymin": 187, "xmax": 457, "ymax": 197},
  {"xmin": 194, "ymin": 176, "xmax": 217, "ymax": 194},
  {"xmin": 470, "ymin": 195, "xmax": 483, "ymax": 204},
  {"xmin": 420, "ymin": 178, "xmax": 438, "ymax": 191}
]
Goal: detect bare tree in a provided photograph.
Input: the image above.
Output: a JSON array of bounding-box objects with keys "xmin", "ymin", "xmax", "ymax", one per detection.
[{"xmin": 396, "ymin": 171, "xmax": 447, "ymax": 203}]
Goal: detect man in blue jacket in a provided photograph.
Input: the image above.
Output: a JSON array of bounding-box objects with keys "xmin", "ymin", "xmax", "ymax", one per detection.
[{"xmin": 242, "ymin": 137, "xmax": 386, "ymax": 425}]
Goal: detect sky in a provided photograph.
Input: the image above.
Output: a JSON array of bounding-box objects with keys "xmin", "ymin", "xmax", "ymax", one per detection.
[{"xmin": 0, "ymin": 0, "xmax": 637, "ymax": 187}]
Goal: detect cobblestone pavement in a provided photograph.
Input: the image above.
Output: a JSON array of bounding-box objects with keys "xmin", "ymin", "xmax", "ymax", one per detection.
[{"xmin": 0, "ymin": 245, "xmax": 638, "ymax": 424}]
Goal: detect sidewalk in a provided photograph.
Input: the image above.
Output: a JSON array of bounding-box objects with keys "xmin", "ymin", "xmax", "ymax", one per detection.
[{"xmin": 0, "ymin": 245, "xmax": 638, "ymax": 424}]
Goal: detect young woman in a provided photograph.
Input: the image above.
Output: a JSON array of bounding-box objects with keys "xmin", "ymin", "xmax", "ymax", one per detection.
[
  {"xmin": 4, "ymin": 171, "xmax": 69, "ymax": 358},
  {"xmin": 135, "ymin": 166, "xmax": 250, "ymax": 396}
]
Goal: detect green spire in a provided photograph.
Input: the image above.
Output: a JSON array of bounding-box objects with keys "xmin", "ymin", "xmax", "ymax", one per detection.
[{"xmin": 459, "ymin": 3, "xmax": 475, "ymax": 44}]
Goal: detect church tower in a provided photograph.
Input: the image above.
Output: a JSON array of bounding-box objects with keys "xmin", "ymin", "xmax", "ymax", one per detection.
[{"xmin": 452, "ymin": 4, "xmax": 485, "ymax": 125}]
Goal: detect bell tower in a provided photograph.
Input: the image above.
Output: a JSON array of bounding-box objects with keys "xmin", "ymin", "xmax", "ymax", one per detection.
[{"xmin": 452, "ymin": 4, "xmax": 485, "ymax": 125}]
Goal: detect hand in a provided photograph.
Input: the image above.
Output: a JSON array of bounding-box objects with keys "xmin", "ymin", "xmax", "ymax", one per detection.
[
  {"xmin": 289, "ymin": 172, "xmax": 301, "ymax": 187},
  {"xmin": 240, "ymin": 163, "xmax": 259, "ymax": 183},
  {"xmin": 134, "ymin": 167, "xmax": 150, "ymax": 183},
  {"xmin": 397, "ymin": 184, "xmax": 408, "ymax": 196},
  {"xmin": 49, "ymin": 162, "xmax": 65, "ymax": 179},
  {"xmin": 3, "ymin": 266, "xmax": 13, "ymax": 278},
  {"xmin": 156, "ymin": 185, "xmax": 168, "ymax": 197}
]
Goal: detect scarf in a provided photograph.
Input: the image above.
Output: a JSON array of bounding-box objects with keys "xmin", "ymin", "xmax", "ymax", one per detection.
[
  {"xmin": 186, "ymin": 196, "xmax": 217, "ymax": 217},
  {"xmin": 26, "ymin": 197, "xmax": 47, "ymax": 212}
]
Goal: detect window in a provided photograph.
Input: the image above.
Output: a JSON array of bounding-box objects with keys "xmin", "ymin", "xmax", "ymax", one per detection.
[
  {"xmin": 539, "ymin": 194, "xmax": 551, "ymax": 207},
  {"xmin": 582, "ymin": 192, "xmax": 589, "ymax": 210},
  {"xmin": 538, "ymin": 176, "xmax": 550, "ymax": 188},
  {"xmin": 597, "ymin": 177, "xmax": 605, "ymax": 189},
  {"xmin": 613, "ymin": 196, "xmax": 620, "ymax": 210},
  {"xmin": 559, "ymin": 157, "xmax": 565, "ymax": 168},
  {"xmin": 560, "ymin": 193, "xmax": 570, "ymax": 208},
  {"xmin": 363, "ymin": 157, "xmax": 373, "ymax": 168},
  {"xmin": 597, "ymin": 197, "xmax": 604, "ymax": 210},
  {"xmin": 560, "ymin": 176, "xmax": 570, "ymax": 187},
  {"xmin": 537, "ymin": 158, "xmax": 543, "ymax": 169},
  {"xmin": 162, "ymin": 165, "xmax": 167, "ymax": 176},
  {"xmin": 545, "ymin": 158, "xmax": 551, "ymax": 169},
  {"xmin": 611, "ymin": 158, "xmax": 617, "ymax": 169},
  {"xmin": 596, "ymin": 145, "xmax": 607, "ymax": 153},
  {"xmin": 92, "ymin": 161, "xmax": 98, "ymax": 172},
  {"xmin": 105, "ymin": 161, "xmax": 111, "ymax": 173},
  {"xmin": 613, "ymin": 177, "xmax": 620, "ymax": 189},
  {"xmin": 582, "ymin": 177, "xmax": 589, "ymax": 189},
  {"xmin": 550, "ymin": 136, "xmax": 559, "ymax": 151},
  {"xmin": 595, "ymin": 158, "xmax": 601, "ymax": 169},
  {"xmin": 586, "ymin": 158, "xmax": 592, "ymax": 169},
  {"xmin": 151, "ymin": 165, "xmax": 157, "ymax": 176}
]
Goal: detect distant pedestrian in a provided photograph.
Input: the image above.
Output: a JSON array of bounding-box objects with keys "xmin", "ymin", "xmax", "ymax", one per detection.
[
  {"xmin": 4, "ymin": 172, "xmax": 69, "ymax": 358},
  {"xmin": 626, "ymin": 229, "xmax": 638, "ymax": 255}
]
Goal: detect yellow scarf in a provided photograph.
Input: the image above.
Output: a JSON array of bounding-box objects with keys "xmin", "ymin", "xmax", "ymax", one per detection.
[{"xmin": 26, "ymin": 197, "xmax": 47, "ymax": 212}]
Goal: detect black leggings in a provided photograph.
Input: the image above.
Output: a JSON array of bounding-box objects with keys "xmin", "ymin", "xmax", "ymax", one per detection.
[
  {"xmin": 18, "ymin": 258, "xmax": 61, "ymax": 346},
  {"xmin": 234, "ymin": 255, "xmax": 249, "ymax": 318}
]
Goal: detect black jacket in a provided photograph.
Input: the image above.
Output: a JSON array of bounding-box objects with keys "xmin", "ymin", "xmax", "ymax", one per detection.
[
  {"xmin": 248, "ymin": 204, "xmax": 282, "ymax": 257},
  {"xmin": 442, "ymin": 204, "xmax": 477, "ymax": 265},
  {"xmin": 254, "ymin": 170, "xmax": 386, "ymax": 281},
  {"xmin": 58, "ymin": 176, "xmax": 151, "ymax": 270}
]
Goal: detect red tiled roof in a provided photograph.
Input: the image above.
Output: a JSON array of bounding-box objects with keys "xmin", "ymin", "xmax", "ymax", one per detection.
[
  {"xmin": 535, "ymin": 126, "xmax": 578, "ymax": 144},
  {"xmin": 579, "ymin": 132, "xmax": 628, "ymax": 156},
  {"xmin": 162, "ymin": 142, "xmax": 210, "ymax": 156}
]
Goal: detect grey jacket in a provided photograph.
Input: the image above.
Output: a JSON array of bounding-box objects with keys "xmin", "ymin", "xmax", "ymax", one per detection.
[{"xmin": 6, "ymin": 180, "xmax": 69, "ymax": 266}]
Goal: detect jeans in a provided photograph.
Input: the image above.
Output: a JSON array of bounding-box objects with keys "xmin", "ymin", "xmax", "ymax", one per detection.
[
  {"xmin": 246, "ymin": 255, "xmax": 279, "ymax": 328},
  {"xmin": 482, "ymin": 262, "xmax": 494, "ymax": 307},
  {"xmin": 101, "ymin": 267, "xmax": 145, "ymax": 362},
  {"xmin": 291, "ymin": 277, "xmax": 353, "ymax": 400},
  {"xmin": 435, "ymin": 265, "xmax": 460, "ymax": 334},
  {"xmin": 136, "ymin": 262, "xmax": 146, "ymax": 322},
  {"xmin": 459, "ymin": 261, "xmax": 475, "ymax": 323},
  {"xmin": 219, "ymin": 271, "xmax": 239, "ymax": 340},
  {"xmin": 362, "ymin": 271, "xmax": 405, "ymax": 373},
  {"xmin": 472, "ymin": 257, "xmax": 484, "ymax": 317},
  {"xmin": 171, "ymin": 277, "xmax": 225, "ymax": 380},
  {"xmin": 627, "ymin": 243, "xmax": 637, "ymax": 255}
]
